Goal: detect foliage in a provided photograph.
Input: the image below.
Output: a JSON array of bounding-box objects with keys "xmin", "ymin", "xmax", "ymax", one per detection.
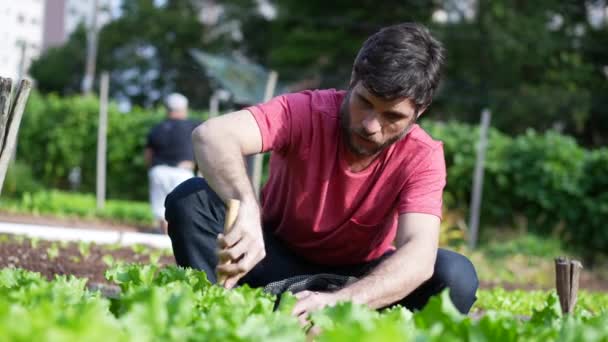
[
  {"xmin": 242, "ymin": 0, "xmax": 607, "ymax": 146},
  {"xmin": 0, "ymin": 190, "xmax": 154, "ymax": 228},
  {"xmin": 423, "ymin": 121, "xmax": 608, "ymax": 260},
  {"xmin": 1, "ymin": 265, "xmax": 608, "ymax": 341},
  {"xmin": 30, "ymin": 0, "xmax": 254, "ymax": 108},
  {"xmin": 2, "ymin": 160, "xmax": 44, "ymax": 197},
  {"xmin": 239, "ymin": 0, "xmax": 434, "ymax": 87},
  {"xmin": 29, "ymin": 1, "xmax": 608, "ymax": 146},
  {"xmin": 29, "ymin": 25, "xmax": 88, "ymax": 96},
  {"xmin": 15, "ymin": 91, "xmax": 206, "ymax": 200}
]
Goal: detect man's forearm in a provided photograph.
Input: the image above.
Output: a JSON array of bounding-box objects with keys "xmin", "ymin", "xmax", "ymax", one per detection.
[
  {"xmin": 191, "ymin": 123, "xmax": 257, "ymax": 205},
  {"xmin": 335, "ymin": 241, "xmax": 437, "ymax": 309}
]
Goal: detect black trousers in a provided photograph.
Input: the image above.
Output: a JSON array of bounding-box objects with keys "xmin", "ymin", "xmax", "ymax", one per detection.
[{"xmin": 165, "ymin": 177, "xmax": 479, "ymax": 314}]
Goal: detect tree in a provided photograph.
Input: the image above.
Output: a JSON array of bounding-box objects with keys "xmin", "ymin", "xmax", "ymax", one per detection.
[
  {"xmin": 29, "ymin": 25, "xmax": 87, "ymax": 95},
  {"xmin": 239, "ymin": 0, "xmax": 606, "ymax": 145},
  {"xmin": 434, "ymin": 0, "xmax": 597, "ymax": 138},
  {"xmin": 240, "ymin": 0, "xmax": 436, "ymax": 88},
  {"xmin": 30, "ymin": 0, "xmax": 251, "ymax": 108},
  {"xmin": 97, "ymin": 0, "xmax": 211, "ymax": 108}
]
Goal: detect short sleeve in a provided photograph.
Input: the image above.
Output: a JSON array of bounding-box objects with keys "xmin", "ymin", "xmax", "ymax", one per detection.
[
  {"xmin": 398, "ymin": 144, "xmax": 447, "ymax": 219},
  {"xmin": 244, "ymin": 92, "xmax": 312, "ymax": 154}
]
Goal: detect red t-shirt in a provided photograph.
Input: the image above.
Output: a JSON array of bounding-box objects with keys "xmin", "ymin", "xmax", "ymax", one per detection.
[{"xmin": 246, "ymin": 89, "xmax": 446, "ymax": 265}]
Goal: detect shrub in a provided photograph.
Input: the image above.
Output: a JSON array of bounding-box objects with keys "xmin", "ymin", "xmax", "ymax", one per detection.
[
  {"xmin": 423, "ymin": 121, "xmax": 608, "ymax": 260},
  {"xmin": 17, "ymin": 92, "xmax": 207, "ymax": 200}
]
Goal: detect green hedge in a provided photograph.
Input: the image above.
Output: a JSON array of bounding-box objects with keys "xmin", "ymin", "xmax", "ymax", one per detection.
[
  {"xmin": 424, "ymin": 121, "xmax": 608, "ymax": 260},
  {"xmin": 16, "ymin": 92, "xmax": 207, "ymax": 200}
]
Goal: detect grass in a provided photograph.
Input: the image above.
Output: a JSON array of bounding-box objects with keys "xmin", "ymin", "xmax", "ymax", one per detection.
[
  {"xmin": 452, "ymin": 231, "xmax": 608, "ymax": 289},
  {"xmin": 474, "ymin": 287, "xmax": 608, "ymax": 316},
  {"xmin": 0, "ymin": 190, "xmax": 154, "ymax": 228}
]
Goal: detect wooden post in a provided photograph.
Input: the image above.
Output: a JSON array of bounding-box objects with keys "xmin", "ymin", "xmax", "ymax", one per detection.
[
  {"xmin": 555, "ymin": 257, "xmax": 583, "ymax": 314},
  {"xmin": 0, "ymin": 78, "xmax": 32, "ymax": 196},
  {"xmin": 248, "ymin": 70, "xmax": 278, "ymax": 198},
  {"xmin": 468, "ymin": 109, "xmax": 491, "ymax": 249},
  {"xmin": 82, "ymin": 0, "xmax": 100, "ymax": 94},
  {"xmin": 0, "ymin": 78, "xmax": 12, "ymax": 155},
  {"xmin": 96, "ymin": 72, "xmax": 109, "ymax": 210}
]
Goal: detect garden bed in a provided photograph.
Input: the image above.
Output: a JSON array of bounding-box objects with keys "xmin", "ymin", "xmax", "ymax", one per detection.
[
  {"xmin": 0, "ymin": 234, "xmax": 174, "ymax": 286},
  {"xmin": 2, "ymin": 233, "xmax": 608, "ymax": 340},
  {"xmin": 2, "ymin": 233, "xmax": 608, "ymax": 292}
]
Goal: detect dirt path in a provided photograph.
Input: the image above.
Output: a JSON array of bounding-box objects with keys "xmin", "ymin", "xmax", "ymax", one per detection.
[{"xmin": 0, "ymin": 211, "xmax": 156, "ymax": 233}]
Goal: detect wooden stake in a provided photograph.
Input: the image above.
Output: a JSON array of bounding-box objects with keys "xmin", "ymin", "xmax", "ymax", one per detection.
[
  {"xmin": 0, "ymin": 78, "xmax": 32, "ymax": 196},
  {"xmin": 569, "ymin": 260, "xmax": 583, "ymax": 313},
  {"xmin": 217, "ymin": 199, "xmax": 240, "ymax": 285},
  {"xmin": 555, "ymin": 257, "xmax": 583, "ymax": 314},
  {"xmin": 0, "ymin": 78, "xmax": 12, "ymax": 155},
  {"xmin": 96, "ymin": 72, "xmax": 109, "ymax": 210},
  {"xmin": 468, "ymin": 109, "xmax": 491, "ymax": 249},
  {"xmin": 248, "ymin": 70, "xmax": 278, "ymax": 198}
]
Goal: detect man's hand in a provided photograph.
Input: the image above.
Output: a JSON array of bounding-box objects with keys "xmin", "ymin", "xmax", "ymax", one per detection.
[
  {"xmin": 291, "ymin": 291, "xmax": 344, "ymax": 326},
  {"xmin": 215, "ymin": 201, "xmax": 265, "ymax": 289}
]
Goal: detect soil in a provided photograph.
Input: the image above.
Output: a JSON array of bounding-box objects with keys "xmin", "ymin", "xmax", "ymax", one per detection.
[{"xmin": 0, "ymin": 234, "xmax": 175, "ymax": 288}]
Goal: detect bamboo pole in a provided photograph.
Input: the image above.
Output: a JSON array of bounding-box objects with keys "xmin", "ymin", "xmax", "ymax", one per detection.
[{"xmin": 0, "ymin": 78, "xmax": 32, "ymax": 196}]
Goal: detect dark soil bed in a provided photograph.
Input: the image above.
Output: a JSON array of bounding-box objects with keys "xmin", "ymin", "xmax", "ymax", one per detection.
[{"xmin": 0, "ymin": 234, "xmax": 175, "ymax": 288}]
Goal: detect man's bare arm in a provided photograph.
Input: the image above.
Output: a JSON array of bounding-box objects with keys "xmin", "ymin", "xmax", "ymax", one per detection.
[
  {"xmin": 192, "ymin": 109, "xmax": 262, "ymax": 202},
  {"xmin": 335, "ymin": 213, "xmax": 440, "ymax": 309},
  {"xmin": 144, "ymin": 148, "xmax": 153, "ymax": 168},
  {"xmin": 191, "ymin": 109, "xmax": 265, "ymax": 288}
]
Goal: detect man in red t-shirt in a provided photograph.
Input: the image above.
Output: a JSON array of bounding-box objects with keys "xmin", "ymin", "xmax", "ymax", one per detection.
[{"xmin": 166, "ymin": 23, "xmax": 478, "ymax": 319}]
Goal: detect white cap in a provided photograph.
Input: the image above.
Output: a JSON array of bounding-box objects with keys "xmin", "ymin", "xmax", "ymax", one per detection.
[{"xmin": 165, "ymin": 93, "xmax": 188, "ymax": 112}]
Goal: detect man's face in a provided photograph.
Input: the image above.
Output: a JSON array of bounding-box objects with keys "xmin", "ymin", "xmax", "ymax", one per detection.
[{"xmin": 340, "ymin": 82, "xmax": 419, "ymax": 157}]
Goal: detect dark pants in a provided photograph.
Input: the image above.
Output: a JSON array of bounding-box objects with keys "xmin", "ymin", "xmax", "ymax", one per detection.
[{"xmin": 165, "ymin": 178, "xmax": 479, "ymax": 314}]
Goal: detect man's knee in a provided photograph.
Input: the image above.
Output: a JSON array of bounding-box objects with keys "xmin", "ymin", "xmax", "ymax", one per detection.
[
  {"xmin": 435, "ymin": 249, "xmax": 479, "ymax": 313},
  {"xmin": 164, "ymin": 177, "xmax": 211, "ymax": 226},
  {"xmin": 164, "ymin": 177, "xmax": 224, "ymax": 236}
]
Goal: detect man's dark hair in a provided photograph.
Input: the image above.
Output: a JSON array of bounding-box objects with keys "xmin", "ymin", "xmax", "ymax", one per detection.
[{"xmin": 351, "ymin": 23, "xmax": 445, "ymax": 113}]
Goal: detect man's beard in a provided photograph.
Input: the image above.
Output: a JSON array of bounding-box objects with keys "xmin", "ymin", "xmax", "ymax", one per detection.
[{"xmin": 339, "ymin": 95, "xmax": 413, "ymax": 157}]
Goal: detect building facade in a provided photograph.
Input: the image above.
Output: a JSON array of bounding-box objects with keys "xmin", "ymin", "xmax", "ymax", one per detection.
[
  {"xmin": 0, "ymin": 0, "xmax": 45, "ymax": 80},
  {"xmin": 0, "ymin": 0, "xmax": 111, "ymax": 81}
]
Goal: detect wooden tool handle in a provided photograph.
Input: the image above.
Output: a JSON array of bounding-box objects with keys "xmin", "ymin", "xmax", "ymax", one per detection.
[
  {"xmin": 218, "ymin": 199, "xmax": 240, "ymax": 286},
  {"xmin": 223, "ymin": 199, "xmax": 240, "ymax": 233}
]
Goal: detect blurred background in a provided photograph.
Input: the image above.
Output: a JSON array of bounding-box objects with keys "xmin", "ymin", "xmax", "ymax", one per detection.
[{"xmin": 0, "ymin": 0, "xmax": 607, "ymax": 290}]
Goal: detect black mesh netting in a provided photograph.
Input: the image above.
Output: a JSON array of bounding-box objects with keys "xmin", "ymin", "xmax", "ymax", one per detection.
[{"xmin": 263, "ymin": 273, "xmax": 358, "ymax": 310}]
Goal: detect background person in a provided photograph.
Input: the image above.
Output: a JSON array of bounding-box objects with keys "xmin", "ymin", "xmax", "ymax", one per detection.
[{"xmin": 145, "ymin": 93, "xmax": 201, "ymax": 233}]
